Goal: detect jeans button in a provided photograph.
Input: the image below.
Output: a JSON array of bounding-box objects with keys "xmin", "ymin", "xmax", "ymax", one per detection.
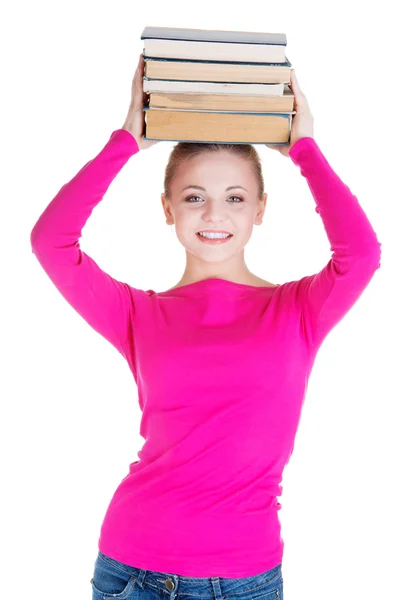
[{"xmin": 166, "ymin": 578, "xmax": 175, "ymax": 591}]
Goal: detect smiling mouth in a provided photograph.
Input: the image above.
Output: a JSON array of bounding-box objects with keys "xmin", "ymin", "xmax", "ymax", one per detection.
[{"xmin": 196, "ymin": 232, "xmax": 233, "ymax": 243}]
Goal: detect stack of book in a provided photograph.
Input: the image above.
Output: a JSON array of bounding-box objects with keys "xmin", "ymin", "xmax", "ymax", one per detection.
[{"xmin": 140, "ymin": 25, "xmax": 295, "ymax": 145}]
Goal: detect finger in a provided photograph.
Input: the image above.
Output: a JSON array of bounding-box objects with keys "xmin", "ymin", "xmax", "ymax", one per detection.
[
  {"xmin": 290, "ymin": 70, "xmax": 302, "ymax": 95},
  {"xmin": 291, "ymin": 69, "xmax": 302, "ymax": 86},
  {"xmin": 291, "ymin": 71, "xmax": 308, "ymax": 112},
  {"xmin": 292, "ymin": 71, "xmax": 308, "ymax": 103},
  {"xmin": 133, "ymin": 63, "xmax": 140, "ymax": 85},
  {"xmin": 133, "ymin": 56, "xmax": 143, "ymax": 81},
  {"xmin": 134, "ymin": 61, "xmax": 144, "ymax": 87}
]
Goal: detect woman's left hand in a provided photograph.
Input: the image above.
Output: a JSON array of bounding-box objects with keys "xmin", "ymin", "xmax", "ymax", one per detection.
[{"xmin": 265, "ymin": 69, "xmax": 314, "ymax": 157}]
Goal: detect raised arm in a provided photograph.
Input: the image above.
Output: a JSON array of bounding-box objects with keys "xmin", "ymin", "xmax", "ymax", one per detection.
[
  {"xmin": 30, "ymin": 55, "xmax": 160, "ymax": 358},
  {"xmin": 288, "ymin": 136, "xmax": 382, "ymax": 349},
  {"xmin": 30, "ymin": 129, "xmax": 141, "ymax": 357}
]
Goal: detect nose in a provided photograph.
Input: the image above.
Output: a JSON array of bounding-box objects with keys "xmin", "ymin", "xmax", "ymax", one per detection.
[{"xmin": 201, "ymin": 206, "xmax": 228, "ymax": 224}]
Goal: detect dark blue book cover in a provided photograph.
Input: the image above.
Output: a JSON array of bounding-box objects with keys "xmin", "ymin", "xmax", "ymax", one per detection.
[{"xmin": 143, "ymin": 56, "xmax": 292, "ymax": 67}]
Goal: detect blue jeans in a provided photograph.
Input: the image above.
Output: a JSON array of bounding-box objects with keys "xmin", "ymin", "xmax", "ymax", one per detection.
[{"xmin": 90, "ymin": 551, "xmax": 284, "ymax": 600}]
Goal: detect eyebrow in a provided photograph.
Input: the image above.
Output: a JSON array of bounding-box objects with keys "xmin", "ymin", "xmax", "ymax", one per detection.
[{"xmin": 181, "ymin": 185, "xmax": 248, "ymax": 192}]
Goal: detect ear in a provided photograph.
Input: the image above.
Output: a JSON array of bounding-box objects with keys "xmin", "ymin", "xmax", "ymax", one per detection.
[
  {"xmin": 255, "ymin": 192, "xmax": 267, "ymax": 225},
  {"xmin": 161, "ymin": 193, "xmax": 174, "ymax": 225}
]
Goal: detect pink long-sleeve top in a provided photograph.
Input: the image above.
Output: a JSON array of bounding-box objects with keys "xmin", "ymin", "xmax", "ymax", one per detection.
[{"xmin": 30, "ymin": 129, "xmax": 381, "ymax": 577}]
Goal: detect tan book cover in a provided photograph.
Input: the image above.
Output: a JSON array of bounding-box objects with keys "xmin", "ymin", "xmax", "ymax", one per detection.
[
  {"xmin": 148, "ymin": 89, "xmax": 295, "ymax": 113},
  {"xmin": 143, "ymin": 108, "xmax": 293, "ymax": 144},
  {"xmin": 144, "ymin": 57, "xmax": 291, "ymax": 84}
]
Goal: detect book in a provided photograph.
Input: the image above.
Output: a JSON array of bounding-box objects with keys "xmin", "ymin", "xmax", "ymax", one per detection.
[
  {"xmin": 143, "ymin": 56, "xmax": 292, "ymax": 84},
  {"xmin": 140, "ymin": 25, "xmax": 294, "ymax": 144},
  {"xmin": 141, "ymin": 25, "xmax": 287, "ymax": 64},
  {"xmin": 147, "ymin": 87, "xmax": 295, "ymax": 113},
  {"xmin": 143, "ymin": 107, "xmax": 293, "ymax": 144},
  {"xmin": 143, "ymin": 78, "xmax": 286, "ymax": 97}
]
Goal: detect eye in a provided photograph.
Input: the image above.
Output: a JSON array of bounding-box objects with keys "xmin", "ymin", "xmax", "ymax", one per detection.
[{"xmin": 185, "ymin": 195, "xmax": 244, "ymax": 203}]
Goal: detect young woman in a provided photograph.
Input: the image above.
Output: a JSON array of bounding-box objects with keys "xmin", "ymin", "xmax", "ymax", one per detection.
[{"xmin": 30, "ymin": 54, "xmax": 381, "ymax": 599}]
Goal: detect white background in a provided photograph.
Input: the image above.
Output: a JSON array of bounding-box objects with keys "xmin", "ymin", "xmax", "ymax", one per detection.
[{"xmin": 1, "ymin": 1, "xmax": 399, "ymax": 599}]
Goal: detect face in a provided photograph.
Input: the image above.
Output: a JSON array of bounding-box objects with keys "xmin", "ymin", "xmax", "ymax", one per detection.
[{"xmin": 161, "ymin": 151, "xmax": 267, "ymax": 265}]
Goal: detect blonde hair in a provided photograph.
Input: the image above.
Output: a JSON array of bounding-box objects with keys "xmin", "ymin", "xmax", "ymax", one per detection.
[{"xmin": 163, "ymin": 142, "xmax": 265, "ymax": 201}]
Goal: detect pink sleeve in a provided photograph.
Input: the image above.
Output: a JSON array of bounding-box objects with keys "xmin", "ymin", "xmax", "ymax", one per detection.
[
  {"xmin": 30, "ymin": 129, "xmax": 141, "ymax": 357},
  {"xmin": 288, "ymin": 137, "xmax": 382, "ymax": 349}
]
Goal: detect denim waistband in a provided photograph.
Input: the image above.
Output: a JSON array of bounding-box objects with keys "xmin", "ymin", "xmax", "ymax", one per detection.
[{"xmin": 97, "ymin": 550, "xmax": 283, "ymax": 598}]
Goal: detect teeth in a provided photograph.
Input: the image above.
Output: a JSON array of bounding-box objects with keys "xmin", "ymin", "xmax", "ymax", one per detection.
[{"xmin": 198, "ymin": 231, "xmax": 231, "ymax": 239}]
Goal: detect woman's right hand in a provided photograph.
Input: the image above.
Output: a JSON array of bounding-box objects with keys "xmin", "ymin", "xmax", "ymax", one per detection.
[{"xmin": 121, "ymin": 53, "xmax": 160, "ymax": 150}]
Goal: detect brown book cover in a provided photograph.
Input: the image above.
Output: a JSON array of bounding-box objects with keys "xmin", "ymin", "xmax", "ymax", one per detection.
[
  {"xmin": 148, "ymin": 89, "xmax": 294, "ymax": 113},
  {"xmin": 143, "ymin": 107, "xmax": 293, "ymax": 144}
]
